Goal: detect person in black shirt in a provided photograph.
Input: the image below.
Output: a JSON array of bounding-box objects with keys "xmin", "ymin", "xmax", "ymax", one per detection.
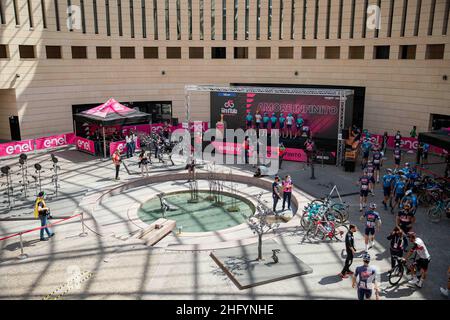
[
  {"xmin": 339, "ymin": 225, "xmax": 358, "ymax": 278},
  {"xmin": 272, "ymin": 176, "xmax": 281, "ymax": 212},
  {"xmin": 387, "ymin": 226, "xmax": 408, "ymax": 271}
]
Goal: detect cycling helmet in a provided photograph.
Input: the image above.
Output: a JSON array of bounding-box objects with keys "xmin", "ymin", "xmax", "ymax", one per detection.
[
  {"xmin": 405, "ymin": 162, "xmax": 410, "ymax": 166},
  {"xmin": 387, "ymin": 168, "xmax": 393, "ymax": 173},
  {"xmin": 405, "ymin": 190, "xmax": 412, "ymax": 196},
  {"xmin": 370, "ymin": 203, "xmax": 377, "ymax": 209},
  {"xmin": 362, "ymin": 253, "xmax": 371, "ymax": 262}
]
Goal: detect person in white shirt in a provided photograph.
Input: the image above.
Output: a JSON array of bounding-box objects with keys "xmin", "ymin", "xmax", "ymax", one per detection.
[
  {"xmin": 404, "ymin": 232, "xmax": 431, "ymax": 288},
  {"xmin": 255, "ymin": 111, "xmax": 262, "ymax": 131},
  {"xmin": 125, "ymin": 134, "xmax": 133, "ymax": 158},
  {"xmin": 286, "ymin": 113, "xmax": 295, "ymax": 139}
]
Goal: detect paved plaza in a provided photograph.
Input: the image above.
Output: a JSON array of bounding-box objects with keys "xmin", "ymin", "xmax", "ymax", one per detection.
[{"xmin": 0, "ymin": 147, "xmax": 449, "ymax": 300}]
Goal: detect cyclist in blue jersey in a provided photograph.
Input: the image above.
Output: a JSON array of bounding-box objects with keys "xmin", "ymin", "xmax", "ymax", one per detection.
[
  {"xmin": 392, "ymin": 176, "xmax": 407, "ymax": 214},
  {"xmin": 393, "ymin": 144, "xmax": 402, "ymax": 169},
  {"xmin": 401, "ymin": 189, "xmax": 418, "ymax": 214},
  {"xmin": 357, "ymin": 170, "xmax": 371, "ymax": 212},
  {"xmin": 360, "ymin": 138, "xmax": 373, "ymax": 169},
  {"xmin": 263, "ymin": 112, "xmax": 270, "ymax": 130},
  {"xmin": 279, "ymin": 113, "xmax": 286, "ymax": 137},
  {"xmin": 270, "ymin": 113, "xmax": 278, "ymax": 132},
  {"xmin": 352, "ymin": 253, "xmax": 380, "ymax": 300},
  {"xmin": 296, "ymin": 114, "xmax": 304, "ymax": 138},
  {"xmin": 422, "ymin": 143, "xmax": 430, "ymax": 167},
  {"xmin": 245, "ymin": 111, "xmax": 253, "ymax": 130},
  {"xmin": 372, "ymin": 146, "xmax": 383, "ymax": 183},
  {"xmin": 382, "ymin": 168, "xmax": 394, "ymax": 210},
  {"xmin": 360, "ymin": 203, "xmax": 382, "ymax": 252}
]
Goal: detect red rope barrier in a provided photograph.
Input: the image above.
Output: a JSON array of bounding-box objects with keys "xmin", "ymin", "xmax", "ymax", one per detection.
[
  {"xmin": 415, "ymin": 165, "xmax": 450, "ymax": 182},
  {"xmin": 0, "ymin": 213, "xmax": 82, "ymax": 242}
]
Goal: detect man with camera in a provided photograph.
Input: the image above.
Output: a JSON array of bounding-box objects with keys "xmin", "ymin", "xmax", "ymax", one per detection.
[{"xmin": 34, "ymin": 191, "xmax": 55, "ymax": 241}]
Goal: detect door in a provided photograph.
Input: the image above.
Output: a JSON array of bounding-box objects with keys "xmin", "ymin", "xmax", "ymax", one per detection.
[{"xmin": 9, "ymin": 116, "xmax": 21, "ymax": 141}]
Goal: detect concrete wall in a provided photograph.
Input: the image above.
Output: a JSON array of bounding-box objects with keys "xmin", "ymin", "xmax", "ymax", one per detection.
[{"xmin": 0, "ymin": 0, "xmax": 449, "ymax": 140}]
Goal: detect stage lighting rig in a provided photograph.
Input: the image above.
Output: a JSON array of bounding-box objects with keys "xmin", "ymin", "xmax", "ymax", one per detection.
[
  {"xmin": 18, "ymin": 153, "xmax": 29, "ymax": 198},
  {"xmin": 34, "ymin": 163, "xmax": 43, "ymax": 194},
  {"xmin": 1, "ymin": 165, "xmax": 13, "ymax": 210}
]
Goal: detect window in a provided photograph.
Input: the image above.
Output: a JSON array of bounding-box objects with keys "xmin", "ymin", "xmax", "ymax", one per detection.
[
  {"xmin": 428, "ymin": 0, "xmax": 436, "ymax": 36},
  {"xmin": 362, "ymin": 0, "xmax": 368, "ymax": 38},
  {"xmin": 234, "ymin": 47, "xmax": 248, "ymax": 59},
  {"xmin": 19, "ymin": 45, "xmax": 35, "ymax": 59},
  {"xmin": 375, "ymin": 0, "xmax": 381, "ymax": 37},
  {"xmin": 212, "ymin": 47, "xmax": 226, "ymax": 59},
  {"xmin": 388, "ymin": 0, "xmax": 394, "ymax": 37},
  {"xmin": 106, "ymin": 0, "xmax": 111, "ymax": 36},
  {"xmin": 399, "ymin": 45, "xmax": 416, "ymax": 59},
  {"xmin": 290, "ymin": 0, "xmax": 295, "ymax": 39},
  {"xmin": 425, "ymin": 44, "xmax": 445, "ymax": 60},
  {"xmin": 120, "ymin": 47, "xmax": 135, "ymax": 59},
  {"xmin": 200, "ymin": 0, "xmax": 204, "ymax": 40},
  {"xmin": 72, "ymin": 46, "xmax": 87, "ymax": 59},
  {"xmin": 302, "ymin": 47, "xmax": 317, "ymax": 59},
  {"xmin": 153, "ymin": 0, "xmax": 158, "ymax": 40},
  {"xmin": 97, "ymin": 46, "xmax": 112, "ymax": 59},
  {"xmin": 338, "ymin": 0, "xmax": 343, "ymax": 39},
  {"xmin": 279, "ymin": 0, "xmax": 284, "ymax": 40},
  {"xmin": 349, "ymin": 46, "xmax": 365, "ymax": 59},
  {"xmin": 245, "ymin": 0, "xmax": 249, "ymax": 40},
  {"xmin": 256, "ymin": 47, "xmax": 271, "ymax": 59},
  {"xmin": 211, "ymin": 0, "xmax": 216, "ymax": 40},
  {"xmin": 325, "ymin": 0, "xmax": 331, "ymax": 39},
  {"xmin": 46, "ymin": 46, "xmax": 62, "ymax": 59},
  {"xmin": 444, "ymin": 0, "xmax": 449, "ymax": 35},
  {"xmin": 189, "ymin": 47, "xmax": 204, "ymax": 59},
  {"xmin": 144, "ymin": 47, "xmax": 158, "ymax": 59},
  {"xmin": 130, "ymin": 0, "xmax": 135, "ymax": 38},
  {"xmin": 268, "ymin": 0, "xmax": 273, "ymax": 39},
  {"xmin": 257, "ymin": 0, "xmax": 261, "ymax": 39},
  {"xmin": 141, "ymin": 0, "xmax": 146, "ymax": 38},
  {"xmin": 79, "ymin": 0, "xmax": 86, "ymax": 33},
  {"xmin": 414, "ymin": 0, "xmax": 421, "ymax": 36},
  {"xmin": 234, "ymin": 0, "xmax": 238, "ymax": 40},
  {"xmin": 167, "ymin": 47, "xmax": 181, "ymax": 59},
  {"xmin": 325, "ymin": 46, "xmax": 340, "ymax": 59},
  {"xmin": 176, "ymin": 0, "xmax": 181, "ymax": 40},
  {"xmin": 0, "ymin": 45, "xmax": 8, "ymax": 59},
  {"xmin": 302, "ymin": 0, "xmax": 307, "ymax": 39},
  {"xmin": 54, "ymin": 0, "xmax": 60, "ymax": 31},
  {"xmin": 13, "ymin": 0, "xmax": 19, "ymax": 25},
  {"xmin": 222, "ymin": 0, "xmax": 227, "ymax": 40},
  {"xmin": 27, "ymin": 0, "xmax": 34, "ymax": 28},
  {"xmin": 0, "ymin": 0, "xmax": 5, "ymax": 24},
  {"xmin": 374, "ymin": 46, "xmax": 390, "ymax": 59},
  {"xmin": 188, "ymin": 0, "xmax": 193, "ymax": 40},
  {"xmin": 118, "ymin": 0, "xmax": 123, "ymax": 36},
  {"xmin": 350, "ymin": 0, "xmax": 355, "ymax": 38},
  {"xmin": 400, "ymin": 0, "xmax": 408, "ymax": 37},
  {"xmin": 279, "ymin": 47, "xmax": 294, "ymax": 59},
  {"xmin": 93, "ymin": 0, "xmax": 98, "ymax": 34},
  {"xmin": 165, "ymin": 0, "xmax": 170, "ymax": 40},
  {"xmin": 314, "ymin": 0, "xmax": 319, "ymax": 39}
]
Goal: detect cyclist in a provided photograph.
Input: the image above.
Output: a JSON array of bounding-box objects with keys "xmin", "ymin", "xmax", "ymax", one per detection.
[
  {"xmin": 286, "ymin": 113, "xmax": 295, "ymax": 139},
  {"xmin": 372, "ymin": 146, "xmax": 383, "ymax": 183},
  {"xmin": 262, "ymin": 112, "xmax": 270, "ymax": 130},
  {"xmin": 394, "ymin": 130, "xmax": 402, "ymax": 146},
  {"xmin": 391, "ymin": 175, "xmax": 407, "ymax": 214},
  {"xmin": 404, "ymin": 232, "xmax": 431, "ymax": 289},
  {"xmin": 387, "ymin": 227, "xmax": 408, "ymax": 272},
  {"xmin": 358, "ymin": 170, "xmax": 371, "ymax": 212},
  {"xmin": 366, "ymin": 160, "xmax": 376, "ymax": 196},
  {"xmin": 360, "ymin": 137, "xmax": 373, "ymax": 170},
  {"xmin": 401, "ymin": 189, "xmax": 418, "ymax": 215},
  {"xmin": 422, "ymin": 143, "xmax": 430, "ymax": 167},
  {"xmin": 270, "ymin": 113, "xmax": 278, "ymax": 133},
  {"xmin": 245, "ymin": 111, "xmax": 253, "ymax": 130},
  {"xmin": 382, "ymin": 168, "xmax": 395, "ymax": 210},
  {"xmin": 255, "ymin": 111, "xmax": 262, "ymax": 131},
  {"xmin": 396, "ymin": 202, "xmax": 416, "ymax": 234},
  {"xmin": 393, "ymin": 144, "xmax": 402, "ymax": 170},
  {"xmin": 360, "ymin": 203, "xmax": 382, "ymax": 252},
  {"xmin": 352, "ymin": 253, "xmax": 380, "ymax": 300},
  {"xmin": 279, "ymin": 113, "xmax": 286, "ymax": 138},
  {"xmin": 296, "ymin": 114, "xmax": 304, "ymax": 137}
]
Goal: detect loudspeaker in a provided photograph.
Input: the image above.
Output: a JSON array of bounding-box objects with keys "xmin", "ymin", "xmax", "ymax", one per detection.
[
  {"xmin": 171, "ymin": 118, "xmax": 179, "ymax": 126},
  {"xmin": 341, "ymin": 129, "xmax": 350, "ymax": 139}
]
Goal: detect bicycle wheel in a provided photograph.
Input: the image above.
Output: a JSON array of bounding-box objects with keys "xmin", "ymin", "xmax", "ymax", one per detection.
[
  {"xmin": 333, "ymin": 224, "xmax": 348, "ymax": 241},
  {"xmin": 427, "ymin": 206, "xmax": 443, "ymax": 223},
  {"xmin": 301, "ymin": 213, "xmax": 314, "ymax": 230},
  {"xmin": 332, "ymin": 204, "xmax": 349, "ymax": 222},
  {"xmin": 389, "ymin": 265, "xmax": 404, "ymax": 286}
]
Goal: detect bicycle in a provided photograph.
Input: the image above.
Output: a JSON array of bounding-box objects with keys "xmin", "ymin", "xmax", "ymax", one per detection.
[
  {"xmin": 427, "ymin": 198, "xmax": 450, "ymax": 223},
  {"xmin": 305, "ymin": 216, "xmax": 348, "ymax": 242},
  {"xmin": 388, "ymin": 256, "xmax": 417, "ymax": 286}
]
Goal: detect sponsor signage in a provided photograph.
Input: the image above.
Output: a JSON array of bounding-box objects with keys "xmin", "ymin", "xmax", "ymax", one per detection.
[
  {"xmin": 35, "ymin": 133, "xmax": 75, "ymax": 150},
  {"xmin": 0, "ymin": 139, "xmax": 35, "ymax": 157},
  {"xmin": 75, "ymin": 136, "xmax": 95, "ymax": 155}
]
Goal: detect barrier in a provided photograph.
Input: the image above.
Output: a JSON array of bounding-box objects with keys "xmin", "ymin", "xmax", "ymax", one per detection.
[{"xmin": 0, "ymin": 213, "xmax": 88, "ymax": 259}]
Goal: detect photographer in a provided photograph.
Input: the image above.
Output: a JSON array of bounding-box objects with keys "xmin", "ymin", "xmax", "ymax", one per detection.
[{"xmin": 34, "ymin": 191, "xmax": 55, "ymax": 241}]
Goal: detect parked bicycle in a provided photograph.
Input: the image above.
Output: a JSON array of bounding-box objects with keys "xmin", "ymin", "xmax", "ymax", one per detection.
[
  {"xmin": 388, "ymin": 256, "xmax": 417, "ymax": 286},
  {"xmin": 427, "ymin": 198, "xmax": 450, "ymax": 223}
]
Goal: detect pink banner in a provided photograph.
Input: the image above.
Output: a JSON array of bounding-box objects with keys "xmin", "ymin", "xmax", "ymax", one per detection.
[
  {"xmin": 109, "ymin": 138, "xmax": 141, "ymax": 156},
  {"xmin": 35, "ymin": 133, "xmax": 75, "ymax": 150},
  {"xmin": 0, "ymin": 139, "xmax": 35, "ymax": 157},
  {"xmin": 75, "ymin": 136, "xmax": 95, "ymax": 155},
  {"xmin": 371, "ymin": 134, "xmax": 448, "ymax": 155}
]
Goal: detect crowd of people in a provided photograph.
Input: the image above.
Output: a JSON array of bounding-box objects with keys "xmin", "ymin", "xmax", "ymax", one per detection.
[{"xmin": 245, "ymin": 111, "xmax": 311, "ymax": 139}]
